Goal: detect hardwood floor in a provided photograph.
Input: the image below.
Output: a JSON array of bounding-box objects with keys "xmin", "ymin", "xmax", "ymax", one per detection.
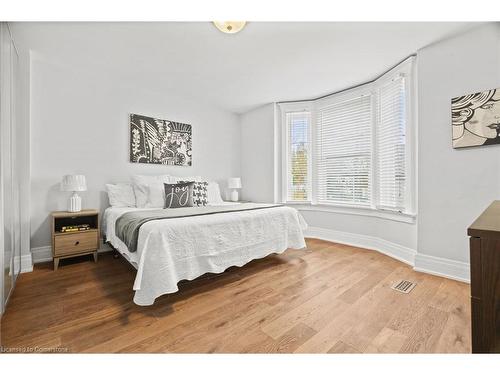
[{"xmin": 0, "ymin": 239, "xmax": 471, "ymax": 353}]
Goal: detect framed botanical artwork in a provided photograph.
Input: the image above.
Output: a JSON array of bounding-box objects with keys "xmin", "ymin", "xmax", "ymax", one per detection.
[
  {"xmin": 130, "ymin": 113, "xmax": 192, "ymax": 166},
  {"xmin": 452, "ymin": 88, "xmax": 500, "ymax": 148}
]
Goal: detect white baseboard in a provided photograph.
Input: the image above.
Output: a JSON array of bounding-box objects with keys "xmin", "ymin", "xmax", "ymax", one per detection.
[
  {"xmin": 305, "ymin": 226, "xmax": 416, "ymax": 266},
  {"xmin": 31, "ymin": 246, "xmax": 53, "ymax": 263},
  {"xmin": 31, "ymin": 242, "xmax": 113, "ymax": 265},
  {"xmin": 21, "ymin": 254, "xmax": 33, "ymax": 273},
  {"xmin": 304, "ymin": 226, "xmax": 470, "ymax": 283},
  {"xmin": 13, "ymin": 253, "xmax": 34, "ymax": 273},
  {"xmin": 414, "ymin": 253, "xmax": 470, "ymax": 283}
]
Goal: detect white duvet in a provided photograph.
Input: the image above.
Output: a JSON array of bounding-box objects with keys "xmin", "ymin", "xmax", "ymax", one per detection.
[{"xmin": 103, "ymin": 203, "xmax": 307, "ymax": 305}]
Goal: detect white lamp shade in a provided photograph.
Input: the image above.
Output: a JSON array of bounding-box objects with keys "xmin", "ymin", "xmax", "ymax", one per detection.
[
  {"xmin": 227, "ymin": 177, "xmax": 242, "ymax": 189},
  {"xmin": 61, "ymin": 175, "xmax": 87, "ymax": 192}
]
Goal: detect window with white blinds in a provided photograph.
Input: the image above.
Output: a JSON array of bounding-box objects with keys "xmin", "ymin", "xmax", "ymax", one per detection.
[
  {"xmin": 316, "ymin": 95, "xmax": 372, "ymax": 206},
  {"xmin": 377, "ymin": 76, "xmax": 407, "ymax": 211},
  {"xmin": 286, "ymin": 112, "xmax": 311, "ymax": 202},
  {"xmin": 280, "ymin": 57, "xmax": 414, "ymax": 215}
]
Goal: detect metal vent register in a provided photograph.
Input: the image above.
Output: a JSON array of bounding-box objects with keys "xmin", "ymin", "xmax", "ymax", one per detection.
[{"xmin": 391, "ymin": 280, "xmax": 416, "ymax": 294}]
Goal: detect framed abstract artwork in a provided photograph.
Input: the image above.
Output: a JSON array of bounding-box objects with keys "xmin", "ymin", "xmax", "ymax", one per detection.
[
  {"xmin": 130, "ymin": 113, "xmax": 192, "ymax": 166},
  {"xmin": 452, "ymin": 88, "xmax": 500, "ymax": 148}
]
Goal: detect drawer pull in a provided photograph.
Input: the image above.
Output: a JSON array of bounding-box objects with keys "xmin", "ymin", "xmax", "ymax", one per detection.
[{"xmin": 75, "ymin": 241, "xmax": 80, "ymax": 245}]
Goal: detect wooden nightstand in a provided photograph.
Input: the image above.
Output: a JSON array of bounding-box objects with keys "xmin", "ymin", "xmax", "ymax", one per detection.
[{"xmin": 51, "ymin": 209, "xmax": 100, "ymax": 270}]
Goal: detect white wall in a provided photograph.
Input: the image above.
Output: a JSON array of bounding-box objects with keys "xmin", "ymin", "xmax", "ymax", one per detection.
[
  {"xmin": 30, "ymin": 57, "xmax": 241, "ymax": 248},
  {"xmin": 417, "ymin": 23, "xmax": 500, "ymax": 264},
  {"xmin": 240, "ymin": 103, "xmax": 276, "ymax": 203}
]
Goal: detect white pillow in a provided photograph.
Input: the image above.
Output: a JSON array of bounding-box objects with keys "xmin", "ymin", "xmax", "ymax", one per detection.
[
  {"xmin": 106, "ymin": 183, "xmax": 136, "ymax": 207},
  {"xmin": 207, "ymin": 182, "xmax": 224, "ymax": 204},
  {"xmin": 131, "ymin": 175, "xmax": 172, "ymax": 208},
  {"xmin": 144, "ymin": 183, "xmax": 166, "ymax": 208}
]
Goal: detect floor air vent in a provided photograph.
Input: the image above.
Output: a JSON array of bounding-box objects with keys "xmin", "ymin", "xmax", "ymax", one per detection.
[{"xmin": 391, "ymin": 280, "xmax": 416, "ymax": 294}]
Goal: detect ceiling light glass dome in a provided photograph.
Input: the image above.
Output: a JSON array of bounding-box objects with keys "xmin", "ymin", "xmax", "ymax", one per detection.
[{"xmin": 213, "ymin": 21, "xmax": 246, "ymax": 34}]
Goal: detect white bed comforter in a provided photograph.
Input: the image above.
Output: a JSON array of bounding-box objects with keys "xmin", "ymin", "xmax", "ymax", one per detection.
[{"xmin": 103, "ymin": 204, "xmax": 307, "ymax": 305}]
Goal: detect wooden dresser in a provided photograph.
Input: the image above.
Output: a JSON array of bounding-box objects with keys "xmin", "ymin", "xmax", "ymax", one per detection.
[{"xmin": 468, "ymin": 201, "xmax": 500, "ymax": 353}]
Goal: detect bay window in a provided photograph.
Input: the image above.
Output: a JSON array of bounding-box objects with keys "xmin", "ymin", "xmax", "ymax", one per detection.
[{"xmin": 280, "ymin": 57, "xmax": 415, "ymax": 217}]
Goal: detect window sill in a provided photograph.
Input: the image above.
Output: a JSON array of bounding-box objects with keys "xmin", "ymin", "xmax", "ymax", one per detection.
[{"xmin": 285, "ymin": 202, "xmax": 416, "ymax": 224}]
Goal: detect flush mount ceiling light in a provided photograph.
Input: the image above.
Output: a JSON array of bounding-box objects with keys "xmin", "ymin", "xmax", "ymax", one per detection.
[{"xmin": 213, "ymin": 21, "xmax": 246, "ymax": 34}]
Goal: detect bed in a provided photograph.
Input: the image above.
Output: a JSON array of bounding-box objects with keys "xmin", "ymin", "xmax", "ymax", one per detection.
[{"xmin": 103, "ymin": 202, "xmax": 307, "ymax": 305}]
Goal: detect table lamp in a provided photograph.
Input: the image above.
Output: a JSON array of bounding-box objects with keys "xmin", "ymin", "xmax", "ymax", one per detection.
[
  {"xmin": 61, "ymin": 175, "xmax": 87, "ymax": 212},
  {"xmin": 227, "ymin": 177, "xmax": 242, "ymax": 202}
]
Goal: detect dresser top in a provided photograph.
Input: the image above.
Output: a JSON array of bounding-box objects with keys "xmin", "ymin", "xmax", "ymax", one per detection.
[{"xmin": 468, "ymin": 201, "xmax": 500, "ymax": 238}]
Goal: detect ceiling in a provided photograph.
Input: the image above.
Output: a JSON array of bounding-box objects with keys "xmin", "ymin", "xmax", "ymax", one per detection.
[{"xmin": 11, "ymin": 22, "xmax": 478, "ymax": 114}]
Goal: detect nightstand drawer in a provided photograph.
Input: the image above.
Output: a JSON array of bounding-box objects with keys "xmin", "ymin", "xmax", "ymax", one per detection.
[{"xmin": 54, "ymin": 231, "xmax": 98, "ymax": 256}]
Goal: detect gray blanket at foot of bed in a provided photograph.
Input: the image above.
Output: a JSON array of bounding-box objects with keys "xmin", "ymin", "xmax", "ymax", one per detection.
[{"xmin": 115, "ymin": 203, "xmax": 283, "ymax": 253}]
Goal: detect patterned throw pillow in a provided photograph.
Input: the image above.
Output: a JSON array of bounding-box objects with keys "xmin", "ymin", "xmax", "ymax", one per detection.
[
  {"xmin": 163, "ymin": 182, "xmax": 195, "ymax": 208},
  {"xmin": 180, "ymin": 181, "xmax": 208, "ymax": 206}
]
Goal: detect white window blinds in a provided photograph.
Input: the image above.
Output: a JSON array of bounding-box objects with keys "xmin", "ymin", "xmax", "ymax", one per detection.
[
  {"xmin": 286, "ymin": 112, "xmax": 310, "ymax": 201},
  {"xmin": 316, "ymin": 95, "xmax": 372, "ymax": 206},
  {"xmin": 377, "ymin": 76, "xmax": 406, "ymax": 211},
  {"xmin": 280, "ymin": 57, "xmax": 414, "ymax": 215}
]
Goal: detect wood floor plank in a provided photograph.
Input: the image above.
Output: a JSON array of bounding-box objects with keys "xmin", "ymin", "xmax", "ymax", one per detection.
[
  {"xmin": 1, "ymin": 239, "xmax": 471, "ymax": 353},
  {"xmin": 385, "ymin": 274, "xmax": 443, "ymax": 335},
  {"xmin": 233, "ymin": 330, "xmax": 277, "ymax": 354},
  {"xmin": 261, "ymin": 264, "xmax": 369, "ymax": 339},
  {"xmin": 328, "ymin": 340, "xmax": 361, "ymax": 353},
  {"xmin": 433, "ymin": 307, "xmax": 470, "ymax": 353},
  {"xmin": 293, "ymin": 266, "xmax": 413, "ymax": 353},
  {"xmin": 338, "ymin": 266, "xmax": 416, "ymax": 351},
  {"xmin": 264, "ymin": 323, "xmax": 317, "ymax": 353},
  {"xmin": 339, "ymin": 271, "xmax": 442, "ymax": 352},
  {"xmin": 428, "ymin": 279, "xmax": 469, "ymax": 313},
  {"xmin": 433, "ymin": 282, "xmax": 471, "ymax": 353},
  {"xmin": 364, "ymin": 327, "xmax": 408, "ymax": 353},
  {"xmin": 336, "ymin": 264, "xmax": 393, "ymax": 304},
  {"xmin": 399, "ymin": 306, "xmax": 449, "ymax": 353}
]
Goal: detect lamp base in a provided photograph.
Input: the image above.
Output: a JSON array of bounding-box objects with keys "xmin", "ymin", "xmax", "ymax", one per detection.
[
  {"xmin": 68, "ymin": 192, "xmax": 82, "ymax": 212},
  {"xmin": 230, "ymin": 190, "xmax": 239, "ymax": 202}
]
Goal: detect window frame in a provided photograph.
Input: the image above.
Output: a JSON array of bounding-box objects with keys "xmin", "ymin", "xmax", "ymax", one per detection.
[
  {"xmin": 373, "ymin": 58, "xmax": 416, "ymax": 215},
  {"xmin": 280, "ymin": 101, "xmax": 314, "ymax": 204},
  {"xmin": 279, "ymin": 57, "xmax": 416, "ymax": 222}
]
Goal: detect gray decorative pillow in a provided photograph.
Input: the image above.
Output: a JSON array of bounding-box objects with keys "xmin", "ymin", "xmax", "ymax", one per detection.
[
  {"xmin": 180, "ymin": 181, "xmax": 208, "ymax": 206},
  {"xmin": 163, "ymin": 182, "xmax": 195, "ymax": 208}
]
